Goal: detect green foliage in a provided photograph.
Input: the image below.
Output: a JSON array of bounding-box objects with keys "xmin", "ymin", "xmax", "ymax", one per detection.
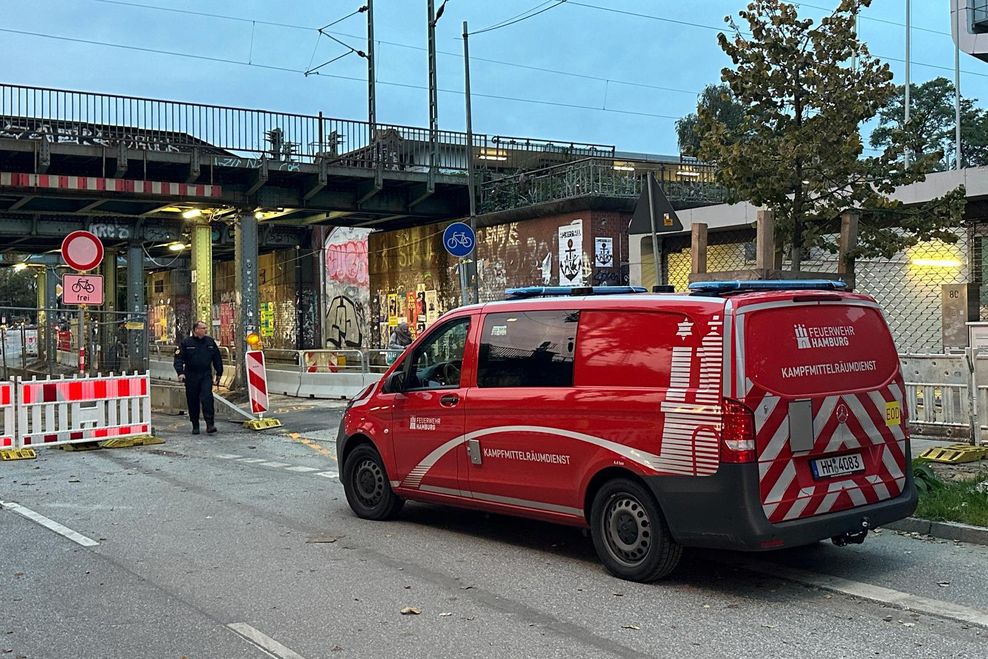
[
  {"xmin": 0, "ymin": 265, "xmax": 38, "ymax": 309},
  {"xmin": 676, "ymin": 84, "xmax": 746, "ymax": 157},
  {"xmin": 696, "ymin": 0, "xmax": 967, "ymax": 266},
  {"xmin": 871, "ymin": 77, "xmax": 988, "ymax": 172},
  {"xmin": 913, "ymin": 463, "xmax": 988, "ymax": 528},
  {"xmin": 911, "ymin": 459, "xmax": 943, "ymax": 494}
]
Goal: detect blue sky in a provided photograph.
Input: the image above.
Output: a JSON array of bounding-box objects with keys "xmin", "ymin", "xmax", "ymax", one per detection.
[{"xmin": 1, "ymin": 1, "xmax": 981, "ymax": 155}]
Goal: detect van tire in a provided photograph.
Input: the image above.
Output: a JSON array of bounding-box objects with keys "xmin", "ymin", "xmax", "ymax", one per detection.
[
  {"xmin": 590, "ymin": 478, "xmax": 681, "ymax": 582},
  {"xmin": 342, "ymin": 445, "xmax": 404, "ymax": 520}
]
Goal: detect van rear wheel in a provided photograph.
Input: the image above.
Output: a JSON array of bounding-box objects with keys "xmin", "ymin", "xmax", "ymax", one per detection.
[
  {"xmin": 590, "ymin": 478, "xmax": 681, "ymax": 582},
  {"xmin": 342, "ymin": 444, "xmax": 404, "ymax": 520}
]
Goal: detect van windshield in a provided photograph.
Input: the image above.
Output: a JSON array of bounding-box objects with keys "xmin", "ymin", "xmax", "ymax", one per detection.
[{"xmin": 742, "ymin": 302, "xmax": 898, "ymax": 396}]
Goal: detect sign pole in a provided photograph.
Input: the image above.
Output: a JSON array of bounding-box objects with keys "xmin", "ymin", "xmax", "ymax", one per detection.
[{"xmin": 646, "ymin": 173, "xmax": 661, "ymax": 288}]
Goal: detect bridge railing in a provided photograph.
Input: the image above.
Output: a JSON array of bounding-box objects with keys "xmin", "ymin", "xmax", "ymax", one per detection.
[
  {"xmin": 478, "ymin": 156, "xmax": 728, "ymax": 213},
  {"xmin": 0, "ymin": 83, "xmax": 480, "ymax": 172}
]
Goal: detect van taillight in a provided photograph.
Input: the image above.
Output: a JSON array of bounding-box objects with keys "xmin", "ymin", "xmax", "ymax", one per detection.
[{"xmin": 721, "ymin": 398, "xmax": 756, "ymax": 463}]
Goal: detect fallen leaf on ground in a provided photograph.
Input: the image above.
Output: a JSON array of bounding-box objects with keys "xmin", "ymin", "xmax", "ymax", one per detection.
[{"xmin": 400, "ymin": 607, "xmax": 421, "ymax": 615}]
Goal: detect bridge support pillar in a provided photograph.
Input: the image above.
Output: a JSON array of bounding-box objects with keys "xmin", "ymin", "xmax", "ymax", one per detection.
[
  {"xmin": 127, "ymin": 240, "xmax": 146, "ymax": 372},
  {"xmin": 191, "ymin": 219, "xmax": 213, "ymax": 331},
  {"xmin": 100, "ymin": 250, "xmax": 118, "ymax": 372},
  {"xmin": 44, "ymin": 265, "xmax": 58, "ymax": 376},
  {"xmin": 234, "ymin": 210, "xmax": 259, "ymax": 390}
]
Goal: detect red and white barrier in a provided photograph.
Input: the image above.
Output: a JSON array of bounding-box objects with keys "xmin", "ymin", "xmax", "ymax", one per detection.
[
  {"xmin": 16, "ymin": 372, "xmax": 152, "ymax": 449},
  {"xmin": 0, "ymin": 381, "xmax": 15, "ymax": 449},
  {"xmin": 245, "ymin": 351, "xmax": 269, "ymax": 416}
]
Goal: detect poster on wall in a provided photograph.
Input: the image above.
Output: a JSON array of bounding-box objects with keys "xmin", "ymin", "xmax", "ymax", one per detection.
[
  {"xmin": 594, "ymin": 237, "xmax": 614, "ymax": 268},
  {"xmin": 323, "ymin": 227, "xmax": 372, "ymax": 350},
  {"xmin": 558, "ymin": 220, "xmax": 584, "ymax": 286},
  {"xmin": 425, "ymin": 290, "xmax": 439, "ymax": 324},
  {"xmin": 387, "ymin": 293, "xmax": 399, "ymax": 326},
  {"xmin": 260, "ymin": 302, "xmax": 275, "ymax": 338},
  {"xmin": 406, "ymin": 291, "xmax": 418, "ymax": 327}
]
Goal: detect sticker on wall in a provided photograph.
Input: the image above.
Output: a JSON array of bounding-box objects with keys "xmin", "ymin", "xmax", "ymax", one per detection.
[
  {"xmin": 558, "ymin": 220, "xmax": 585, "ymax": 286},
  {"xmin": 594, "ymin": 237, "xmax": 614, "ymax": 268},
  {"xmin": 541, "ymin": 253, "xmax": 552, "ymax": 285}
]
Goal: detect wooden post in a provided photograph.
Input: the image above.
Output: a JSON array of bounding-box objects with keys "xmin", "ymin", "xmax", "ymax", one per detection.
[
  {"xmin": 756, "ymin": 209, "xmax": 775, "ymax": 270},
  {"xmin": 838, "ymin": 210, "xmax": 859, "ymax": 290},
  {"xmin": 691, "ymin": 222, "xmax": 708, "ymax": 275}
]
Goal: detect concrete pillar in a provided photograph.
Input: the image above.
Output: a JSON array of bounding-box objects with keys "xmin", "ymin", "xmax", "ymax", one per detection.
[
  {"xmin": 127, "ymin": 240, "xmax": 146, "ymax": 372},
  {"xmin": 44, "ymin": 265, "xmax": 57, "ymax": 375},
  {"xmin": 234, "ymin": 210, "xmax": 259, "ymax": 389},
  {"xmin": 191, "ymin": 218, "xmax": 213, "ymax": 330}
]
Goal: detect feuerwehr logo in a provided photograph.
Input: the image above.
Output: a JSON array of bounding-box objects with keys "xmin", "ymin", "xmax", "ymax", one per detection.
[
  {"xmin": 836, "ymin": 403, "xmax": 849, "ymax": 424},
  {"xmin": 794, "ymin": 324, "xmax": 811, "ymax": 349}
]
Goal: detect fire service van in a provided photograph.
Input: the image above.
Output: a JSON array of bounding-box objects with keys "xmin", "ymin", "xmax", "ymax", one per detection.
[{"xmin": 338, "ymin": 281, "xmax": 917, "ymax": 582}]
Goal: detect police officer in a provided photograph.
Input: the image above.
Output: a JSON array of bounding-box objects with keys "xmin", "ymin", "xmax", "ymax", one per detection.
[{"xmin": 173, "ymin": 320, "xmax": 223, "ymax": 434}]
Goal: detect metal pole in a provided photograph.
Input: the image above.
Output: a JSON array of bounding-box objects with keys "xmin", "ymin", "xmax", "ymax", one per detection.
[
  {"xmin": 127, "ymin": 239, "xmax": 145, "ymax": 372},
  {"xmin": 45, "ymin": 265, "xmax": 57, "ymax": 376},
  {"xmin": 463, "ymin": 20, "xmax": 479, "ymax": 305},
  {"xmin": 234, "ymin": 210, "xmax": 260, "ymax": 390},
  {"xmin": 646, "ymin": 174, "xmax": 661, "ymax": 289},
  {"xmin": 427, "ymin": 0, "xmax": 439, "ymax": 182},
  {"xmin": 367, "ymin": 0, "xmax": 376, "ymax": 132},
  {"xmin": 904, "ymin": 0, "xmax": 911, "ymax": 169},
  {"xmin": 955, "ymin": 0, "xmax": 963, "ymax": 170}
]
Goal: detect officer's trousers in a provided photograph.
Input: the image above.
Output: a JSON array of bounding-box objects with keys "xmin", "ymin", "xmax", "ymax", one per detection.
[{"xmin": 184, "ymin": 372, "xmax": 215, "ymax": 427}]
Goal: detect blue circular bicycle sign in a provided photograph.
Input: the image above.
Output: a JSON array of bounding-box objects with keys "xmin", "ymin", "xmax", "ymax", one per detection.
[{"xmin": 443, "ymin": 221, "xmax": 475, "ymax": 258}]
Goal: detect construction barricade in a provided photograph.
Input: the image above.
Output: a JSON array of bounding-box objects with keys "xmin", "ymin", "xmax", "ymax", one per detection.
[
  {"xmin": 1, "ymin": 380, "xmax": 15, "ymax": 449},
  {"xmin": 16, "ymin": 372, "xmax": 155, "ymax": 450}
]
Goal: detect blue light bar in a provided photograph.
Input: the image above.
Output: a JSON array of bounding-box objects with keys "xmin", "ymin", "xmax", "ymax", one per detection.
[
  {"xmin": 504, "ymin": 285, "xmax": 647, "ymax": 299},
  {"xmin": 687, "ymin": 279, "xmax": 847, "ymax": 295}
]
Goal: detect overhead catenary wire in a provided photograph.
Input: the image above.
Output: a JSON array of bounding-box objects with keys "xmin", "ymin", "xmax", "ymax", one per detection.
[{"xmin": 471, "ymin": 0, "xmax": 567, "ymax": 36}]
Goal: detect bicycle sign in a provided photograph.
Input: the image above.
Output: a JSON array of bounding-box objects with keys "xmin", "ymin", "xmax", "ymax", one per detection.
[
  {"xmin": 63, "ymin": 274, "xmax": 104, "ymax": 305},
  {"xmin": 443, "ymin": 221, "xmax": 475, "ymax": 258}
]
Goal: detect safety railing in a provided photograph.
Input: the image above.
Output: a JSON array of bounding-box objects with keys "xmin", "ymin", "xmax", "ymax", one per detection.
[
  {"xmin": 478, "ymin": 156, "xmax": 728, "ymax": 213},
  {"xmin": 900, "ymin": 353, "xmax": 988, "ymax": 443}
]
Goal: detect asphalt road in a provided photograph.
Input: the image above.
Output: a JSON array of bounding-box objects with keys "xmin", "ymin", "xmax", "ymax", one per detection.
[{"xmin": 1, "ymin": 401, "xmax": 986, "ymax": 658}]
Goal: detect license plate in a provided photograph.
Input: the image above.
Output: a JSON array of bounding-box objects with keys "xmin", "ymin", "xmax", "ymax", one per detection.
[{"xmin": 811, "ymin": 453, "xmax": 865, "ymax": 479}]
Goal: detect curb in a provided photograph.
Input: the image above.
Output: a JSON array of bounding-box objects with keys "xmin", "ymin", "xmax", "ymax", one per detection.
[{"xmin": 882, "ymin": 517, "xmax": 988, "ymax": 546}]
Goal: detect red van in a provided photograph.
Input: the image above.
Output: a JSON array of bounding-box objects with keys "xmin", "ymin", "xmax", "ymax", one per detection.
[{"xmin": 338, "ymin": 282, "xmax": 916, "ymax": 582}]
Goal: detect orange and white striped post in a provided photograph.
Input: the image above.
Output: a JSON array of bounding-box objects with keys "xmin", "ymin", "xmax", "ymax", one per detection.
[{"xmin": 243, "ymin": 350, "xmax": 281, "ymax": 430}]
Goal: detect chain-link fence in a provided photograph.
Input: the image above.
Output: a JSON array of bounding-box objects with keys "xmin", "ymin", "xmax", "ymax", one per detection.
[
  {"xmin": 0, "ymin": 306, "xmax": 148, "ymax": 379},
  {"xmin": 660, "ymin": 227, "xmax": 974, "ymax": 354}
]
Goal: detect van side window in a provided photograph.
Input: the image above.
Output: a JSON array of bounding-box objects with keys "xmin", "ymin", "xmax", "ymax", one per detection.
[
  {"xmin": 478, "ymin": 310, "xmax": 578, "ymax": 388},
  {"xmin": 575, "ymin": 310, "xmax": 677, "ymax": 387},
  {"xmin": 406, "ymin": 318, "xmax": 470, "ymax": 390}
]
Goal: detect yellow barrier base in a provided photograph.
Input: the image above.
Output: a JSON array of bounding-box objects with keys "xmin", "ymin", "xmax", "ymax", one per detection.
[
  {"xmin": 918, "ymin": 444, "xmax": 988, "ymax": 464},
  {"xmin": 100, "ymin": 435, "xmax": 165, "ymax": 449},
  {"xmin": 0, "ymin": 448, "xmax": 37, "ymax": 461},
  {"xmin": 244, "ymin": 417, "xmax": 283, "ymax": 431}
]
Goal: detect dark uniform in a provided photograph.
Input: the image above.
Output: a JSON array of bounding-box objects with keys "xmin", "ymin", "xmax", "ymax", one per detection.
[{"xmin": 174, "ymin": 334, "xmax": 224, "ymax": 432}]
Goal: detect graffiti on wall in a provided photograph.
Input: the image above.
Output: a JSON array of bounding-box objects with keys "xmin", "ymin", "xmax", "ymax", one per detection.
[
  {"xmin": 0, "ymin": 119, "xmax": 220, "ymax": 153},
  {"xmin": 324, "ymin": 227, "xmax": 372, "ymax": 349}
]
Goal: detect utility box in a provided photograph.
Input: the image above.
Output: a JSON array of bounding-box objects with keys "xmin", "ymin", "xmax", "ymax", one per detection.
[{"xmin": 943, "ymin": 283, "xmax": 981, "ymax": 351}]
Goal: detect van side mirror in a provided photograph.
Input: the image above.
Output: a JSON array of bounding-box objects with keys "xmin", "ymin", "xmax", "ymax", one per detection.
[{"xmin": 383, "ymin": 371, "xmax": 405, "ymax": 394}]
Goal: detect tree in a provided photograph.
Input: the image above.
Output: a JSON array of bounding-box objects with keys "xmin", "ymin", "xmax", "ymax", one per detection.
[
  {"xmin": 871, "ymin": 76, "xmax": 988, "ymax": 171},
  {"xmin": 676, "ymin": 84, "xmax": 746, "ymax": 157},
  {"xmin": 697, "ymin": 0, "xmax": 966, "ymax": 268},
  {"xmin": 0, "ymin": 265, "xmax": 38, "ymax": 310}
]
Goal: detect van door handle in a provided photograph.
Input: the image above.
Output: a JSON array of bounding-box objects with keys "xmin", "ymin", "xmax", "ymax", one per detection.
[{"xmin": 440, "ymin": 394, "xmax": 460, "ymax": 407}]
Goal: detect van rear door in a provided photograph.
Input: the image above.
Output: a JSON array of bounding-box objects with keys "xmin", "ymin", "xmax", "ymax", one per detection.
[{"xmin": 736, "ymin": 296, "xmax": 908, "ymax": 524}]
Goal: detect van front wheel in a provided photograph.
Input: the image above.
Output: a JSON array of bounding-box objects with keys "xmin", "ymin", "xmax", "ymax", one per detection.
[
  {"xmin": 343, "ymin": 444, "xmax": 404, "ymax": 520},
  {"xmin": 590, "ymin": 478, "xmax": 681, "ymax": 582}
]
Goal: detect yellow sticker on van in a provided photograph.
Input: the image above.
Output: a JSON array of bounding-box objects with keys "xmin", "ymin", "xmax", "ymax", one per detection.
[{"xmin": 885, "ymin": 401, "xmax": 901, "ymax": 427}]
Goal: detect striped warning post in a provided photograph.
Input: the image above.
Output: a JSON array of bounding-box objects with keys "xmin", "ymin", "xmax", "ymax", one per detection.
[
  {"xmin": 16, "ymin": 372, "xmax": 152, "ymax": 448},
  {"xmin": 246, "ymin": 351, "xmax": 269, "ymax": 415},
  {"xmin": 244, "ymin": 351, "xmax": 281, "ymax": 430}
]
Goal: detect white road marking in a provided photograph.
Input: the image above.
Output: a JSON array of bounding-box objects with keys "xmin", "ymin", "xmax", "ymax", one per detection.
[
  {"xmin": 284, "ymin": 466, "xmax": 319, "ymax": 473},
  {"xmin": 259, "ymin": 462, "xmax": 290, "ymax": 468},
  {"xmin": 0, "ymin": 500, "xmax": 99, "ymax": 547},
  {"xmin": 227, "ymin": 623, "xmax": 306, "ymax": 659},
  {"xmin": 740, "ymin": 559, "xmax": 988, "ymax": 629},
  {"xmin": 216, "ymin": 454, "xmax": 243, "ymax": 459},
  {"xmin": 237, "ymin": 458, "xmax": 268, "ymax": 463},
  {"xmin": 315, "ymin": 471, "xmax": 339, "ymax": 479}
]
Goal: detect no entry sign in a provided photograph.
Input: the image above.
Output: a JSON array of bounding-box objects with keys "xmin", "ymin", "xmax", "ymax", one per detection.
[{"xmin": 61, "ymin": 231, "xmax": 104, "ymax": 272}]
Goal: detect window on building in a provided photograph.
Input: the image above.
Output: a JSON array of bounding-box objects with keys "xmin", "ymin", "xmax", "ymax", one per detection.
[{"xmin": 478, "ymin": 310, "xmax": 578, "ymax": 388}]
